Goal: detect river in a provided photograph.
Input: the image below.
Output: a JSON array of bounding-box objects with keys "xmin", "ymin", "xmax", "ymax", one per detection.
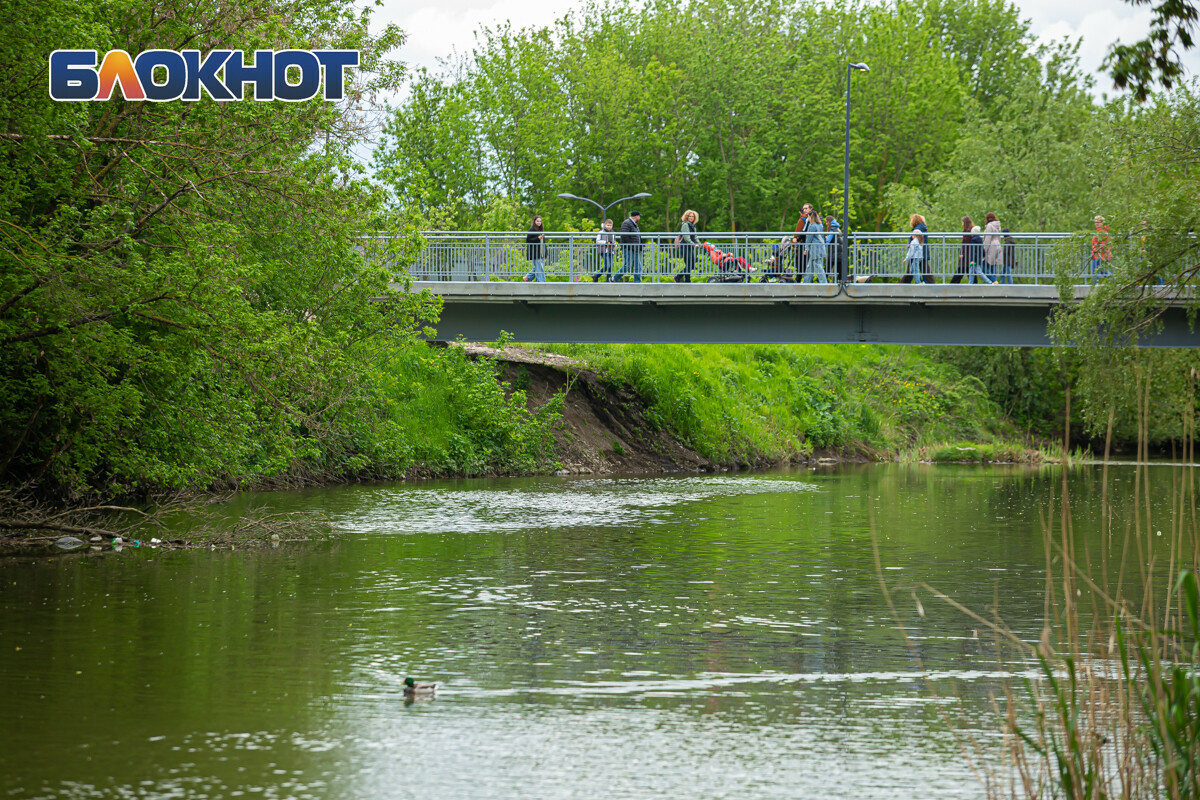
[{"xmin": 0, "ymin": 464, "xmax": 1174, "ymax": 799}]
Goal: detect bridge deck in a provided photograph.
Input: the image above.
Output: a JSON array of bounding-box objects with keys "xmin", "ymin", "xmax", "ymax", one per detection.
[{"xmin": 394, "ymin": 282, "xmax": 1197, "ymax": 347}]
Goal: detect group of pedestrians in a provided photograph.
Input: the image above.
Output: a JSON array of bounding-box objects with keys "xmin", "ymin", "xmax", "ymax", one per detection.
[
  {"xmin": 783, "ymin": 203, "xmax": 842, "ymax": 283},
  {"xmin": 522, "ymin": 203, "xmax": 845, "ymax": 284},
  {"xmin": 901, "ymin": 212, "xmax": 1017, "ymax": 285},
  {"xmin": 520, "ymin": 207, "xmax": 1038, "ymax": 284},
  {"xmin": 528, "ymin": 209, "xmax": 707, "ymax": 283}
]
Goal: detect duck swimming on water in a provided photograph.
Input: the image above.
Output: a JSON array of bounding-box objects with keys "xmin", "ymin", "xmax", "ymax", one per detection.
[{"xmin": 403, "ymin": 677, "xmax": 437, "ymax": 698}]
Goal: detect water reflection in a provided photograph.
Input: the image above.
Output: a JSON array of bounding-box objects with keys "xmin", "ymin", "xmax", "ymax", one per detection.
[{"xmin": 0, "ymin": 465, "xmax": 1180, "ymax": 799}]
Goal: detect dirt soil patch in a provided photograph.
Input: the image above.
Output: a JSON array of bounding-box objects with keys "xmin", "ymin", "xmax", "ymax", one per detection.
[{"xmin": 461, "ymin": 344, "xmax": 714, "ymax": 474}]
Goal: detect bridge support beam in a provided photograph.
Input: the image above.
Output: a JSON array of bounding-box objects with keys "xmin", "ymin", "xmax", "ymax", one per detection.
[{"xmin": 399, "ymin": 283, "xmax": 1199, "ymax": 347}]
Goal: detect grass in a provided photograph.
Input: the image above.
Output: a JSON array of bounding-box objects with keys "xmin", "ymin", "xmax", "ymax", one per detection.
[
  {"xmin": 365, "ymin": 342, "xmax": 562, "ymax": 476},
  {"xmin": 535, "ymin": 343, "xmax": 1033, "ymax": 463},
  {"xmin": 920, "ymin": 441, "xmax": 1059, "ymax": 463}
]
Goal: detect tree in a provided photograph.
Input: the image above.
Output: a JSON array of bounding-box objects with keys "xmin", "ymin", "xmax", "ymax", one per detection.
[
  {"xmin": 374, "ymin": 69, "xmax": 490, "ymax": 228},
  {"xmin": 371, "ymin": 0, "xmax": 1068, "ymax": 232},
  {"xmin": 1104, "ymin": 0, "xmax": 1199, "ymax": 101},
  {"xmin": 0, "ymin": 0, "xmax": 437, "ymax": 496},
  {"xmin": 883, "ymin": 41, "xmax": 1101, "ymax": 232}
]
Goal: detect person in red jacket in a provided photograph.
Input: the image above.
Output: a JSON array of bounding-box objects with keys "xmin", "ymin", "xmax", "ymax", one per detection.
[{"xmin": 1091, "ymin": 215, "xmax": 1111, "ymax": 283}]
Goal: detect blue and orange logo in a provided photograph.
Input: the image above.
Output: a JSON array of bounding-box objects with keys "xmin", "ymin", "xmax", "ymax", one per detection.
[{"xmin": 49, "ymin": 49, "xmax": 359, "ymax": 102}]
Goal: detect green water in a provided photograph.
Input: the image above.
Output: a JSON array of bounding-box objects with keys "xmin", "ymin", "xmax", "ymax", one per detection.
[{"xmin": 0, "ymin": 465, "xmax": 1175, "ymax": 799}]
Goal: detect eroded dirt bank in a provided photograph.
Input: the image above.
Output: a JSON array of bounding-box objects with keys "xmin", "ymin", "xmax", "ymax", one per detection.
[{"xmin": 461, "ymin": 344, "xmax": 717, "ymax": 474}]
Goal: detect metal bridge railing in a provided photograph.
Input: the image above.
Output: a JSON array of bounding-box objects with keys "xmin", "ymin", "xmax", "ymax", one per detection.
[{"xmin": 360, "ymin": 231, "xmax": 1135, "ymax": 285}]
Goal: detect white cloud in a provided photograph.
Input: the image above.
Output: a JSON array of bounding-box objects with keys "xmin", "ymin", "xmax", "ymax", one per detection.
[
  {"xmin": 377, "ymin": 0, "xmax": 574, "ymax": 73},
  {"xmin": 1035, "ymin": 4, "xmax": 1200, "ymax": 96}
]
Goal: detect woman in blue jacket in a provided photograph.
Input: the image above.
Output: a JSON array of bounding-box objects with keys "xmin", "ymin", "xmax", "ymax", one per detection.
[{"xmin": 802, "ymin": 210, "xmax": 827, "ymax": 283}]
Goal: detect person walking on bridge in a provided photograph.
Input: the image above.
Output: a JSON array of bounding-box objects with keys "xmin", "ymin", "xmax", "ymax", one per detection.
[
  {"xmin": 614, "ymin": 210, "xmax": 644, "ymax": 282},
  {"xmin": 593, "ymin": 218, "xmax": 616, "ymax": 282},
  {"xmin": 793, "ymin": 202, "xmax": 814, "ymax": 277},
  {"xmin": 904, "ymin": 228, "xmax": 925, "ymax": 283},
  {"xmin": 968, "ymin": 225, "xmax": 995, "ymax": 284},
  {"xmin": 523, "ymin": 215, "xmax": 547, "ymax": 282},
  {"xmin": 675, "ymin": 210, "xmax": 700, "ymax": 283},
  {"xmin": 1091, "ymin": 215, "xmax": 1112, "ymax": 282},
  {"xmin": 901, "ymin": 214, "xmax": 933, "ymax": 283},
  {"xmin": 983, "ymin": 212, "xmax": 1003, "ymax": 283},
  {"xmin": 801, "ymin": 209, "xmax": 827, "ymax": 283}
]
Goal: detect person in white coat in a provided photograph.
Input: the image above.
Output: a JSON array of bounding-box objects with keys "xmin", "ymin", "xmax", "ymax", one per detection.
[{"xmin": 983, "ymin": 212, "xmax": 1003, "ymax": 283}]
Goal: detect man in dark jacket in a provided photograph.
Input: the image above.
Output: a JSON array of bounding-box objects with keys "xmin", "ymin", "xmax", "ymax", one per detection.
[{"xmin": 614, "ymin": 211, "xmax": 643, "ymax": 283}]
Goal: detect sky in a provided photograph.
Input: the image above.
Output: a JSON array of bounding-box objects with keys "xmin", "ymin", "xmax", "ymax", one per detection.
[{"xmin": 372, "ymin": 0, "xmax": 1200, "ymax": 96}]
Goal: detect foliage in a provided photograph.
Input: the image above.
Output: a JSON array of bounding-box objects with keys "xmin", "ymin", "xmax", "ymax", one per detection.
[
  {"xmin": 1117, "ymin": 570, "xmax": 1200, "ymax": 799},
  {"xmin": 368, "ymin": 343, "xmax": 562, "ymax": 476},
  {"xmin": 980, "ymin": 483, "xmax": 1200, "ymax": 800},
  {"xmin": 1038, "ymin": 84, "xmax": 1200, "ymax": 447},
  {"xmin": 373, "ymin": 0, "xmax": 1046, "ymax": 233},
  {"xmin": 925, "ymin": 441, "xmax": 1043, "ymax": 462},
  {"xmin": 537, "ymin": 342, "xmax": 1010, "ymax": 461},
  {"xmin": 1104, "ymin": 0, "xmax": 1199, "ymax": 101},
  {"xmin": 0, "ymin": 0, "xmax": 566, "ymax": 499},
  {"xmin": 931, "ymin": 348, "xmax": 1070, "ymax": 438},
  {"xmin": 884, "ymin": 42, "xmax": 1102, "ymax": 232}
]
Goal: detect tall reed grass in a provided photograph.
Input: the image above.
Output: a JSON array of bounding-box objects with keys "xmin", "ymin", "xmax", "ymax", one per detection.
[{"xmin": 884, "ymin": 369, "xmax": 1199, "ymax": 798}]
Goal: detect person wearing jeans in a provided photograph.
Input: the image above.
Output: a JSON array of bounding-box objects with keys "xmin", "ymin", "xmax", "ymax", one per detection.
[
  {"xmin": 523, "ymin": 215, "xmax": 546, "ymax": 282},
  {"xmin": 675, "ymin": 210, "xmax": 700, "ymax": 282},
  {"xmin": 968, "ymin": 225, "xmax": 995, "ymax": 284},
  {"xmin": 594, "ymin": 218, "xmax": 616, "ymax": 281},
  {"xmin": 983, "ymin": 212, "xmax": 1003, "ymax": 283},
  {"xmin": 614, "ymin": 210, "xmax": 643, "ymax": 283},
  {"xmin": 911, "ymin": 214, "xmax": 933, "ymax": 283},
  {"xmin": 904, "ymin": 230, "xmax": 925, "ymax": 283},
  {"xmin": 802, "ymin": 209, "xmax": 827, "ymax": 283}
]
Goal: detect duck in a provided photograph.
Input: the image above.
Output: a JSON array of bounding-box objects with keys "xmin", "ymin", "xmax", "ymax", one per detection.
[{"xmin": 403, "ymin": 677, "xmax": 437, "ymax": 698}]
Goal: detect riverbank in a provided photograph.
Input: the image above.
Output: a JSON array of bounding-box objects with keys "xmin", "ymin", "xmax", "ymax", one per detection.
[
  {"xmin": 509, "ymin": 342, "xmax": 1050, "ymax": 471},
  {"xmin": 0, "ymin": 341, "xmax": 1055, "ymax": 550}
]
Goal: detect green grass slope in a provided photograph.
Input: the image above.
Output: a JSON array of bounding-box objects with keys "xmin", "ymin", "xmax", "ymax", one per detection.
[{"xmin": 539, "ymin": 343, "xmax": 1028, "ymax": 464}]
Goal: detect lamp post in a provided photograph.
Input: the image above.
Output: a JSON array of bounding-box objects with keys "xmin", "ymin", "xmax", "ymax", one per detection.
[
  {"xmin": 557, "ymin": 192, "xmax": 651, "ymax": 227},
  {"xmin": 558, "ymin": 191, "xmax": 651, "ymax": 282},
  {"xmin": 842, "ymin": 61, "xmax": 869, "ymax": 283}
]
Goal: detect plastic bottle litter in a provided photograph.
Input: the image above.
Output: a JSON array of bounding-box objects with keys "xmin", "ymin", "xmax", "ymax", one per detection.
[{"xmin": 53, "ymin": 536, "xmax": 85, "ymax": 551}]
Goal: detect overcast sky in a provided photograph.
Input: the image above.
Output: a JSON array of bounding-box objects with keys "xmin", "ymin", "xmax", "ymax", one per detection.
[{"xmin": 374, "ymin": 0, "xmax": 1199, "ymax": 97}]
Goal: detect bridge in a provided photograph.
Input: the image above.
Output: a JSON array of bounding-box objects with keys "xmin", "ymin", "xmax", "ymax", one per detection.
[
  {"xmin": 406, "ymin": 282, "xmax": 1197, "ymax": 347},
  {"xmin": 370, "ymin": 230, "xmax": 1198, "ymax": 347}
]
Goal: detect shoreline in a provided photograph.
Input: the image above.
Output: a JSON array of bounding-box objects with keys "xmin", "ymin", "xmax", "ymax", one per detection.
[{"xmin": 1, "ymin": 344, "xmax": 1065, "ymax": 553}]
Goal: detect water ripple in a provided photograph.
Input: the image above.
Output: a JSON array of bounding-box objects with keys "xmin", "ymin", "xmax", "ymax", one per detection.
[{"xmin": 335, "ymin": 476, "xmax": 819, "ymax": 534}]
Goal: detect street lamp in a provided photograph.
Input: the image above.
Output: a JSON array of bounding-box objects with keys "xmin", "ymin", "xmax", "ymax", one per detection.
[
  {"xmin": 842, "ymin": 61, "xmax": 869, "ymax": 283},
  {"xmin": 557, "ymin": 192, "xmax": 651, "ymax": 227}
]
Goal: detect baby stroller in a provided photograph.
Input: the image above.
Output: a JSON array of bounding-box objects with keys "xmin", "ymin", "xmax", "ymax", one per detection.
[
  {"xmin": 701, "ymin": 242, "xmax": 756, "ymax": 283},
  {"xmin": 758, "ymin": 237, "xmax": 797, "ymax": 282}
]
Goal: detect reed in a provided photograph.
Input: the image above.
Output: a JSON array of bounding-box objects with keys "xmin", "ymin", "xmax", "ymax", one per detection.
[
  {"xmin": 983, "ymin": 370, "xmax": 1199, "ymax": 799},
  {"xmin": 888, "ymin": 368, "xmax": 1200, "ymax": 799}
]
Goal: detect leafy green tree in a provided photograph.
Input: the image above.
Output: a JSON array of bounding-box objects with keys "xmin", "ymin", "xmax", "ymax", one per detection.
[
  {"xmin": 0, "ymin": 0, "xmax": 440, "ymax": 496},
  {"xmin": 372, "ymin": 0, "xmax": 1076, "ymax": 232},
  {"xmin": 1046, "ymin": 83, "xmax": 1200, "ymax": 446},
  {"xmin": 1104, "ymin": 0, "xmax": 1199, "ymax": 101},
  {"xmin": 374, "ymin": 70, "xmax": 490, "ymax": 228},
  {"xmin": 884, "ymin": 41, "xmax": 1102, "ymax": 232},
  {"xmin": 846, "ymin": 3, "xmax": 968, "ymax": 228}
]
